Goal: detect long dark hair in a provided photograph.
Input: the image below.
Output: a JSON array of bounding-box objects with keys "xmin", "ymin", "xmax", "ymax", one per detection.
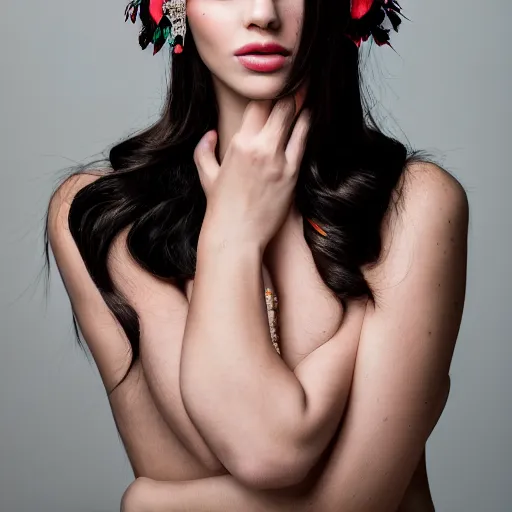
[{"xmin": 43, "ymin": 0, "xmax": 434, "ymax": 394}]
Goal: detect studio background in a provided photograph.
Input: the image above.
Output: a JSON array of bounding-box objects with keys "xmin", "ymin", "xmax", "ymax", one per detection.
[{"xmin": 1, "ymin": 1, "xmax": 510, "ymax": 511}]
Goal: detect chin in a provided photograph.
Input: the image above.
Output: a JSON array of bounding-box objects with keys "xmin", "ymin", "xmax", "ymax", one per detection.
[{"xmin": 232, "ymin": 76, "xmax": 290, "ymax": 100}]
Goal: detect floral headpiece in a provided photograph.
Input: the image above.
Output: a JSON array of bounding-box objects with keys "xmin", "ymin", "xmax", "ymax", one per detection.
[{"xmin": 125, "ymin": 0, "xmax": 405, "ymax": 56}]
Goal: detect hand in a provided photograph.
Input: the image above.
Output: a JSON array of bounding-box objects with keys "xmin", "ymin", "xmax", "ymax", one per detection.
[{"xmin": 194, "ymin": 99, "xmax": 311, "ymax": 251}]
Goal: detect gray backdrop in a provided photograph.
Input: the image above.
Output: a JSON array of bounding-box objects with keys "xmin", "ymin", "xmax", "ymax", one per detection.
[{"xmin": 1, "ymin": 0, "xmax": 510, "ymax": 511}]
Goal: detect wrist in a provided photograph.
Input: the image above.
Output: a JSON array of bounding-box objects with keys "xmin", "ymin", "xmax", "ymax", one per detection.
[{"xmin": 200, "ymin": 211, "xmax": 265, "ymax": 258}]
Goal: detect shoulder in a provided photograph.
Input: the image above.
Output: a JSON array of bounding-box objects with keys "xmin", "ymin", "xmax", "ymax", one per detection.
[
  {"xmin": 364, "ymin": 160, "xmax": 469, "ymax": 291},
  {"xmin": 47, "ymin": 168, "xmax": 188, "ymax": 319},
  {"xmin": 47, "ymin": 170, "xmax": 107, "ymax": 246},
  {"xmin": 398, "ymin": 160, "xmax": 469, "ymax": 224},
  {"xmin": 46, "ymin": 169, "xmax": 136, "ymax": 393}
]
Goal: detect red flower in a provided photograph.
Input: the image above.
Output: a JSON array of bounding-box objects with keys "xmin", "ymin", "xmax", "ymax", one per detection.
[
  {"xmin": 346, "ymin": 0, "xmax": 404, "ymax": 48},
  {"xmin": 149, "ymin": 0, "xmax": 165, "ymax": 25},
  {"xmin": 351, "ymin": 0, "xmax": 374, "ymax": 20}
]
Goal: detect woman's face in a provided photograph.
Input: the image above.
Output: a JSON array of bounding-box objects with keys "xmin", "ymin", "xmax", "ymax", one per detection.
[{"xmin": 187, "ymin": 0, "xmax": 304, "ymax": 100}]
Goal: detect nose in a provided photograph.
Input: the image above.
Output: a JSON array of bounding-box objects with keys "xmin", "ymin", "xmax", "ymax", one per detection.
[{"xmin": 243, "ymin": 0, "xmax": 281, "ymax": 31}]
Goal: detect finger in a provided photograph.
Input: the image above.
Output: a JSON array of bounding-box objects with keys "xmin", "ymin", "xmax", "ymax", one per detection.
[
  {"xmin": 194, "ymin": 130, "xmax": 219, "ymax": 194},
  {"xmin": 238, "ymin": 100, "xmax": 273, "ymax": 137},
  {"xmin": 194, "ymin": 130, "xmax": 219, "ymax": 176},
  {"xmin": 285, "ymin": 109, "xmax": 311, "ymax": 171},
  {"xmin": 261, "ymin": 97, "xmax": 296, "ymax": 149}
]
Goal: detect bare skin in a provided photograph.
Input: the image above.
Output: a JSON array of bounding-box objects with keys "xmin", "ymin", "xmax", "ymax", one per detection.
[
  {"xmin": 115, "ymin": 170, "xmax": 453, "ymax": 512},
  {"xmin": 119, "ymin": 251, "xmax": 449, "ymax": 511},
  {"xmin": 47, "ymin": 0, "xmax": 467, "ymax": 508},
  {"xmin": 48, "ymin": 161, "xmax": 461, "ymax": 512}
]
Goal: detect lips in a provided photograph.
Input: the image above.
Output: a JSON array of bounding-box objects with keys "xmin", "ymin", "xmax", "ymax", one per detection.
[
  {"xmin": 234, "ymin": 42, "xmax": 290, "ymax": 56},
  {"xmin": 236, "ymin": 54, "xmax": 288, "ymax": 72}
]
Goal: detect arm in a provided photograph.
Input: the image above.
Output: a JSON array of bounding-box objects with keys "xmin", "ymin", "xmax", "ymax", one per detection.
[
  {"xmin": 122, "ymin": 163, "xmax": 466, "ymax": 512},
  {"xmin": 179, "ymin": 212, "xmax": 365, "ymax": 489},
  {"xmin": 304, "ymin": 164, "xmax": 468, "ymax": 511},
  {"xmin": 120, "ymin": 448, "xmax": 433, "ymax": 512},
  {"xmin": 181, "ymin": 162, "xmax": 468, "ymax": 502},
  {"xmin": 122, "ymin": 475, "xmax": 310, "ymax": 512},
  {"xmin": 106, "ymin": 229, "xmax": 225, "ymax": 473},
  {"xmin": 107, "ymin": 211, "xmax": 359, "ymax": 484},
  {"xmin": 129, "ymin": 164, "xmax": 467, "ymax": 512}
]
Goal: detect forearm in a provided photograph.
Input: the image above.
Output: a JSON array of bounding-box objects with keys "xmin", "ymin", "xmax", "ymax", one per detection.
[
  {"xmin": 179, "ymin": 225, "xmax": 308, "ymax": 485},
  {"xmin": 125, "ymin": 450, "xmax": 428, "ymax": 512},
  {"xmin": 125, "ymin": 475, "xmax": 313, "ymax": 512}
]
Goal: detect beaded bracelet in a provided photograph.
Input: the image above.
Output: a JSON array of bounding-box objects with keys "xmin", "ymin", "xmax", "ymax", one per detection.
[{"xmin": 265, "ymin": 287, "xmax": 281, "ymax": 355}]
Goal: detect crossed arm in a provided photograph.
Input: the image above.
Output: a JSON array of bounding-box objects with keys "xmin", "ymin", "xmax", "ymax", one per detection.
[
  {"xmin": 178, "ymin": 221, "xmax": 366, "ymax": 488},
  {"xmin": 121, "ymin": 164, "xmax": 469, "ymax": 511}
]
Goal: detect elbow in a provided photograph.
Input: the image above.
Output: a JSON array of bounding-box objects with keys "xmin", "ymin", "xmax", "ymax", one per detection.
[{"xmin": 231, "ymin": 444, "xmax": 312, "ymax": 490}]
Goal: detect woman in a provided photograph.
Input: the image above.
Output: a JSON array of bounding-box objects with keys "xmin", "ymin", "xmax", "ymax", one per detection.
[{"xmin": 45, "ymin": 0, "xmax": 468, "ymax": 510}]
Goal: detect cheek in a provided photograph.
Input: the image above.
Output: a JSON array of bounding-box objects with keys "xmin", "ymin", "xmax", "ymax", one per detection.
[
  {"xmin": 187, "ymin": 2, "xmax": 229, "ymax": 56},
  {"xmin": 281, "ymin": 0, "xmax": 304, "ymax": 37}
]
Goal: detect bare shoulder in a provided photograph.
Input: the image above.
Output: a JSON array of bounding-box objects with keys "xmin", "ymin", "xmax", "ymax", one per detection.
[
  {"xmin": 364, "ymin": 160, "xmax": 469, "ymax": 289},
  {"xmin": 47, "ymin": 168, "xmax": 190, "ymax": 393},
  {"xmin": 399, "ymin": 160, "xmax": 468, "ymax": 214},
  {"xmin": 47, "ymin": 170, "xmax": 107, "ymax": 292},
  {"xmin": 47, "ymin": 169, "xmax": 134, "ymax": 393},
  {"xmin": 47, "ymin": 170, "xmax": 107, "ymax": 241},
  {"xmin": 47, "ymin": 170, "xmax": 107, "ymax": 282}
]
